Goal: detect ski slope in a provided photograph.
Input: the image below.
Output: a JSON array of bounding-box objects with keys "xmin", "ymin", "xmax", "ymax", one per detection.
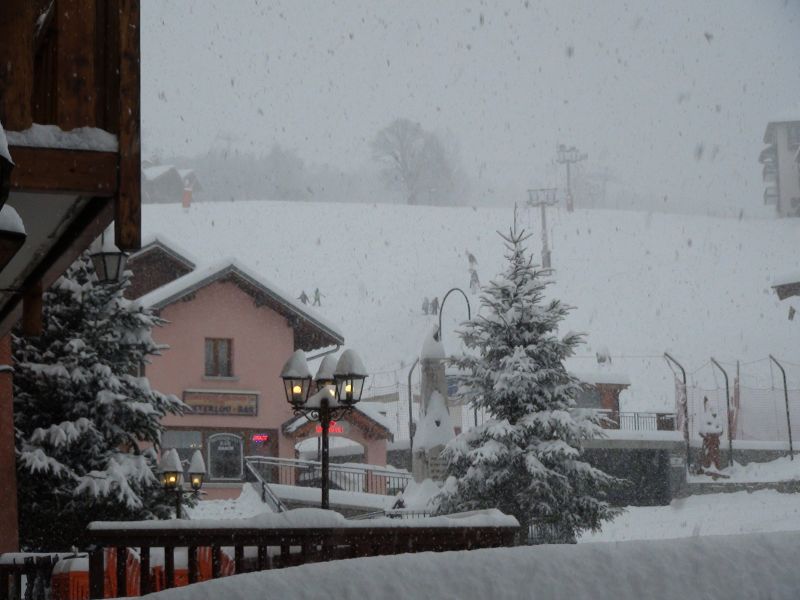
[{"xmin": 141, "ymin": 200, "xmax": 800, "ymax": 412}]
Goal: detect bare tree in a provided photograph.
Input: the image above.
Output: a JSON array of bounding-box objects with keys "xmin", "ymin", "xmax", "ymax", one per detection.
[{"xmin": 371, "ymin": 118, "xmax": 457, "ymax": 205}]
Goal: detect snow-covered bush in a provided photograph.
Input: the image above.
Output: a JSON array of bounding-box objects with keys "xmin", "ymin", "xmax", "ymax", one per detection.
[
  {"xmin": 433, "ymin": 219, "xmax": 621, "ymax": 543},
  {"xmin": 13, "ymin": 253, "xmax": 185, "ymax": 550}
]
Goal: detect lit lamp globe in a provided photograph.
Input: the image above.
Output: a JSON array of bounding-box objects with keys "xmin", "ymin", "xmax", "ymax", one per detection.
[
  {"xmin": 314, "ymin": 354, "xmax": 338, "ymax": 400},
  {"xmin": 333, "ymin": 349, "xmax": 367, "ymax": 407},
  {"xmin": 188, "ymin": 449, "xmax": 206, "ymax": 492},
  {"xmin": 159, "ymin": 448, "xmax": 183, "ymax": 491},
  {"xmin": 280, "ymin": 349, "xmax": 312, "ymax": 408}
]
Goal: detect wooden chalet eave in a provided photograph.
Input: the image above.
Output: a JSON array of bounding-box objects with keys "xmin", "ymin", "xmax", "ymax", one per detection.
[
  {"xmin": 8, "ymin": 146, "xmax": 118, "ymax": 197},
  {"xmin": 0, "ymin": 0, "xmax": 142, "ymax": 337}
]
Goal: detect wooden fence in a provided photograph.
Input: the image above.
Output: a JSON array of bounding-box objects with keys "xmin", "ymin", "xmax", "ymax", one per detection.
[{"xmin": 84, "ymin": 521, "xmax": 518, "ymax": 598}]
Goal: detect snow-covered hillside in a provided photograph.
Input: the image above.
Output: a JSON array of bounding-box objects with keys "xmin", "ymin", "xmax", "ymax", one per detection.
[{"xmin": 141, "ymin": 201, "xmax": 800, "ymax": 413}]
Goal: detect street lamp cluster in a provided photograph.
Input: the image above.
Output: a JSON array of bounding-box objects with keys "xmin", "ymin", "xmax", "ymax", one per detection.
[
  {"xmin": 159, "ymin": 448, "xmax": 207, "ymax": 519},
  {"xmin": 280, "ymin": 349, "xmax": 367, "ymax": 509}
]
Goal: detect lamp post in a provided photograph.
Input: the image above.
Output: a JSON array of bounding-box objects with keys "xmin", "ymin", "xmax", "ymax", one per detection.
[
  {"xmin": 280, "ymin": 349, "xmax": 367, "ymax": 510},
  {"xmin": 160, "ymin": 448, "xmax": 206, "ymax": 519}
]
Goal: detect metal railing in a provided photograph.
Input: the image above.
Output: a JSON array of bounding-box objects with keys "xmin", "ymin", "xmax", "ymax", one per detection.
[
  {"xmin": 245, "ymin": 456, "xmax": 412, "ymax": 496},
  {"xmin": 596, "ymin": 410, "xmax": 676, "ymax": 431}
]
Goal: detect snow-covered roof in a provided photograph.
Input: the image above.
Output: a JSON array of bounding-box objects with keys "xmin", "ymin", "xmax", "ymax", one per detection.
[
  {"xmin": 763, "ymin": 106, "xmax": 800, "ymax": 143},
  {"xmin": 132, "ymin": 235, "xmax": 197, "ymax": 270},
  {"xmin": 5, "ymin": 124, "xmax": 118, "ymax": 152},
  {"xmin": 143, "ymin": 165, "xmax": 180, "ymax": 181},
  {"xmin": 137, "ymin": 259, "xmax": 344, "ymax": 351},
  {"xmin": 571, "ymin": 370, "xmax": 631, "ymax": 387}
]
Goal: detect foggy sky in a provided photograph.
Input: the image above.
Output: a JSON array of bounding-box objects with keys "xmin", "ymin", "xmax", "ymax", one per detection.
[{"xmin": 141, "ymin": 0, "xmax": 800, "ymax": 214}]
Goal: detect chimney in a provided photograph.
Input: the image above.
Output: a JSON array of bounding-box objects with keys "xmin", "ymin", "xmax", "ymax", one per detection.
[{"xmin": 182, "ymin": 179, "xmax": 192, "ymax": 209}]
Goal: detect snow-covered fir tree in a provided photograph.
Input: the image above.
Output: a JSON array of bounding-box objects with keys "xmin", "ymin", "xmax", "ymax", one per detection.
[
  {"xmin": 434, "ymin": 220, "xmax": 620, "ymax": 543},
  {"xmin": 14, "ymin": 252, "xmax": 185, "ymax": 550}
]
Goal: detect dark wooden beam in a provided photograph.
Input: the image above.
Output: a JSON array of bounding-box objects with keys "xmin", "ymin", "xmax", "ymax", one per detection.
[
  {"xmin": 21, "ymin": 282, "xmax": 43, "ymax": 337},
  {"xmin": 0, "ymin": 0, "xmax": 34, "ymax": 130},
  {"xmin": 115, "ymin": 0, "xmax": 141, "ymax": 251},
  {"xmin": 56, "ymin": 0, "xmax": 97, "ymax": 129},
  {"xmin": 0, "ymin": 197, "xmax": 113, "ymax": 336},
  {"xmin": 8, "ymin": 147, "xmax": 117, "ymax": 197}
]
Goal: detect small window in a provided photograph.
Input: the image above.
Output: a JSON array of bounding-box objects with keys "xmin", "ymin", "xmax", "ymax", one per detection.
[{"xmin": 205, "ymin": 338, "xmax": 233, "ymax": 377}]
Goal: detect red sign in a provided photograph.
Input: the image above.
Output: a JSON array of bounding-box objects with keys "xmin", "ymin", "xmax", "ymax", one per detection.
[
  {"xmin": 316, "ymin": 421, "xmax": 345, "ymax": 434},
  {"xmin": 251, "ymin": 433, "xmax": 270, "ymax": 443}
]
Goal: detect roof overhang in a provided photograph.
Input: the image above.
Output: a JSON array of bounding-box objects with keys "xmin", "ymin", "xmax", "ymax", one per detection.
[
  {"xmin": 145, "ymin": 263, "xmax": 345, "ymax": 351},
  {"xmin": 773, "ymin": 281, "xmax": 800, "ymax": 301},
  {"xmin": 282, "ymin": 407, "xmax": 393, "ymax": 441}
]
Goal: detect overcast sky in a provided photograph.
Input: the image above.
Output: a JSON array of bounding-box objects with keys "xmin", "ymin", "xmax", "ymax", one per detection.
[{"xmin": 141, "ymin": 0, "xmax": 800, "ymax": 214}]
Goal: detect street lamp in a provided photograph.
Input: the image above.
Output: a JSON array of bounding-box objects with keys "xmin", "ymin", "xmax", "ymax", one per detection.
[
  {"xmin": 160, "ymin": 448, "xmax": 206, "ymax": 519},
  {"xmin": 89, "ymin": 230, "xmax": 128, "ymax": 284},
  {"xmin": 280, "ymin": 349, "xmax": 367, "ymax": 509}
]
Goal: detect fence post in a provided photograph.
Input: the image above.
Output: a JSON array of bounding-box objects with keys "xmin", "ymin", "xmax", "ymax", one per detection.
[
  {"xmin": 88, "ymin": 546, "xmax": 104, "ymax": 600},
  {"xmin": 770, "ymin": 355, "xmax": 794, "ymax": 460},
  {"xmin": 710, "ymin": 358, "xmax": 734, "ymax": 467}
]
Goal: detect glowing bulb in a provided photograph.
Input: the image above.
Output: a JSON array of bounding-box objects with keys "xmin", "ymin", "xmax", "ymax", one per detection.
[
  {"xmin": 168, "ymin": 475, "xmax": 176, "ymax": 483},
  {"xmin": 328, "ymin": 386, "xmax": 336, "ymax": 396},
  {"xmin": 292, "ymin": 384, "xmax": 302, "ymax": 394},
  {"xmin": 345, "ymin": 383, "xmax": 352, "ymax": 393}
]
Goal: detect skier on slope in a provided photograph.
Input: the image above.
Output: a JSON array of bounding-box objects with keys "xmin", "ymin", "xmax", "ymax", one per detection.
[
  {"xmin": 298, "ymin": 290, "xmax": 309, "ymax": 305},
  {"xmin": 469, "ymin": 270, "xmax": 480, "ymax": 293},
  {"xmin": 313, "ymin": 288, "xmax": 324, "ymax": 306},
  {"xmin": 422, "ymin": 297, "xmax": 430, "ymax": 315},
  {"xmin": 430, "ymin": 296, "xmax": 439, "ymax": 315}
]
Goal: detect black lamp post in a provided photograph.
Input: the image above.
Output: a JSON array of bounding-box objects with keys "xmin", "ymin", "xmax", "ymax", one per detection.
[
  {"xmin": 280, "ymin": 349, "xmax": 367, "ymax": 509},
  {"xmin": 160, "ymin": 448, "xmax": 206, "ymax": 519}
]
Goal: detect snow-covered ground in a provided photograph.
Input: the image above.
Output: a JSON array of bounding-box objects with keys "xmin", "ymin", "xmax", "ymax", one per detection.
[
  {"xmin": 141, "ymin": 200, "xmax": 800, "ymax": 421},
  {"xmin": 687, "ymin": 455, "xmax": 800, "ymax": 484},
  {"xmin": 580, "ymin": 489, "xmax": 800, "ymax": 543},
  {"xmin": 187, "ymin": 484, "xmax": 269, "ymax": 520},
  {"xmin": 135, "ymin": 529, "xmax": 800, "ymax": 600}
]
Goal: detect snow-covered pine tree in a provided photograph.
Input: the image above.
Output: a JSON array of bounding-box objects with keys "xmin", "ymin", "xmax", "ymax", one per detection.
[
  {"xmin": 433, "ymin": 219, "xmax": 620, "ymax": 543},
  {"xmin": 13, "ymin": 252, "xmax": 185, "ymax": 550}
]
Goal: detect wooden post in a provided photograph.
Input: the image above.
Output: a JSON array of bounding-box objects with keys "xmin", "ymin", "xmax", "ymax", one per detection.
[
  {"xmin": 115, "ymin": 0, "xmax": 141, "ymax": 251},
  {"xmin": 115, "ymin": 547, "xmax": 126, "ymax": 597},
  {"xmin": 211, "ymin": 546, "xmax": 222, "ymax": 579},
  {"xmin": 139, "ymin": 546, "xmax": 150, "ymax": 596},
  {"xmin": 55, "ymin": 0, "xmax": 97, "ymax": 129},
  {"xmin": 0, "ymin": 334, "xmax": 18, "ymax": 553},
  {"xmin": 163, "ymin": 546, "xmax": 174, "ymax": 589},
  {"xmin": 0, "ymin": 0, "xmax": 34, "ymax": 130},
  {"xmin": 257, "ymin": 545, "xmax": 268, "ymax": 571},
  {"xmin": 234, "ymin": 545, "xmax": 244, "ymax": 574},
  {"xmin": 187, "ymin": 545, "xmax": 198, "ymax": 584},
  {"xmin": 21, "ymin": 282, "xmax": 43, "ymax": 337},
  {"xmin": 88, "ymin": 547, "xmax": 104, "ymax": 600}
]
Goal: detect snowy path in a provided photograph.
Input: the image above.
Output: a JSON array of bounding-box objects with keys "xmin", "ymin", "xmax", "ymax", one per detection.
[{"xmin": 580, "ymin": 489, "xmax": 800, "ymax": 543}]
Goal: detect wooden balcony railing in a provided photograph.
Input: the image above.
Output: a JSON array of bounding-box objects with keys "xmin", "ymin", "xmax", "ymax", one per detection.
[{"xmin": 84, "ymin": 511, "xmax": 518, "ymax": 598}]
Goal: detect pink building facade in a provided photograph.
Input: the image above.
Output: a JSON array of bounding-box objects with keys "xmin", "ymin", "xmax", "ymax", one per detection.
[{"xmin": 128, "ymin": 241, "xmax": 391, "ymax": 498}]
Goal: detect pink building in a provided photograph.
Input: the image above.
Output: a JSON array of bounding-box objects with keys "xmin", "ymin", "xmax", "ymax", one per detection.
[{"xmin": 127, "ymin": 238, "xmax": 391, "ymax": 498}]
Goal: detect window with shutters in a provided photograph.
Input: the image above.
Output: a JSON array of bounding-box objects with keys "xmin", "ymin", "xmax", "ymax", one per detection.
[{"xmin": 204, "ymin": 338, "xmax": 233, "ymax": 377}]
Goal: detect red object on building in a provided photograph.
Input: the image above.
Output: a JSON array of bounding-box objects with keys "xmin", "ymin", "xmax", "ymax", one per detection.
[{"xmin": 181, "ymin": 184, "xmax": 192, "ymax": 208}]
